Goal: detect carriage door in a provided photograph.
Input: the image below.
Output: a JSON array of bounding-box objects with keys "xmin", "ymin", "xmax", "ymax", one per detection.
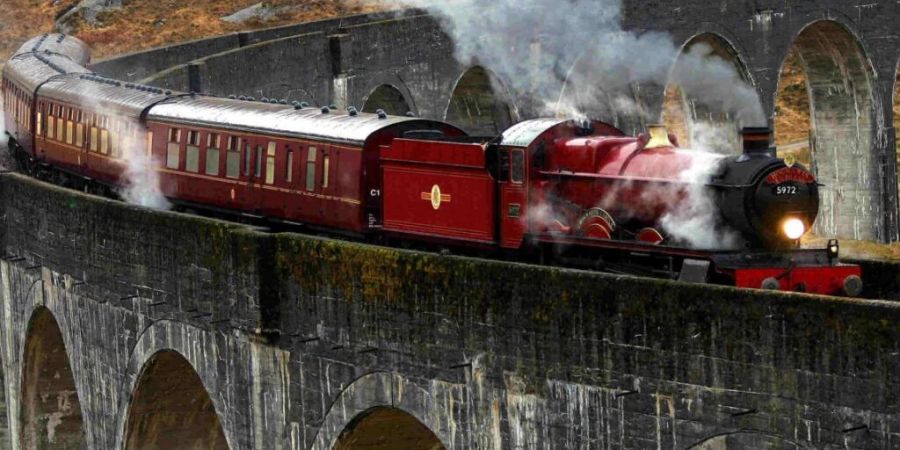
[{"xmin": 499, "ymin": 148, "xmax": 527, "ymax": 248}]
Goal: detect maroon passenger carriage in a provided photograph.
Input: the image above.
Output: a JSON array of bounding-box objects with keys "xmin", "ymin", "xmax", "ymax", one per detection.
[{"xmin": 2, "ymin": 33, "xmax": 863, "ymax": 296}]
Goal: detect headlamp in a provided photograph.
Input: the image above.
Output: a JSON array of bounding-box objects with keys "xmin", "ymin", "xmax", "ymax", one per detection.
[{"xmin": 782, "ymin": 218, "xmax": 805, "ymax": 240}]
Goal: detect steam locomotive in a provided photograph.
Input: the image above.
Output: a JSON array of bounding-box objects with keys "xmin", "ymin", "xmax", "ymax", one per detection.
[{"xmin": 2, "ymin": 34, "xmax": 862, "ymax": 296}]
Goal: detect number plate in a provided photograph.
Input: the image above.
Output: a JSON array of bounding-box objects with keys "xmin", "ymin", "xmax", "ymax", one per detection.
[{"xmin": 774, "ymin": 185, "xmax": 798, "ymax": 195}]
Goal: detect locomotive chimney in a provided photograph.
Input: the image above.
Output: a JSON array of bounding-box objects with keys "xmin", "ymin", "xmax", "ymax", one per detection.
[
  {"xmin": 741, "ymin": 127, "xmax": 774, "ymax": 156},
  {"xmin": 645, "ymin": 124, "xmax": 673, "ymax": 149}
]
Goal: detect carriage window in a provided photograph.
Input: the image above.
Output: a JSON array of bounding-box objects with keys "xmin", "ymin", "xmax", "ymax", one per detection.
[
  {"xmin": 207, "ymin": 133, "xmax": 220, "ymax": 149},
  {"xmin": 109, "ymin": 127, "xmax": 118, "ymax": 157},
  {"xmin": 226, "ymin": 149, "xmax": 239, "ymax": 179},
  {"xmin": 166, "ymin": 140, "xmax": 180, "ymax": 169},
  {"xmin": 90, "ymin": 127, "xmax": 99, "ymax": 151},
  {"xmin": 186, "ymin": 144, "xmax": 199, "ymax": 173},
  {"xmin": 306, "ymin": 147, "xmax": 317, "ymax": 192},
  {"xmin": 498, "ymin": 149, "xmax": 510, "ymax": 182},
  {"xmin": 265, "ymin": 142, "xmax": 276, "ymax": 185},
  {"xmin": 36, "ymin": 112, "xmax": 42, "ymax": 135},
  {"xmin": 66, "ymin": 120, "xmax": 74, "ymax": 144},
  {"xmin": 65, "ymin": 110, "xmax": 72, "ymax": 140},
  {"xmin": 56, "ymin": 114, "xmax": 64, "ymax": 142},
  {"xmin": 227, "ymin": 135, "xmax": 239, "ymax": 151},
  {"xmin": 285, "ymin": 149, "xmax": 293, "ymax": 183},
  {"xmin": 168, "ymin": 128, "xmax": 180, "ymax": 143},
  {"xmin": 100, "ymin": 129, "xmax": 109, "ymax": 155},
  {"xmin": 243, "ymin": 143, "xmax": 252, "ymax": 176},
  {"xmin": 47, "ymin": 115, "xmax": 55, "ymax": 139},
  {"xmin": 322, "ymin": 155, "xmax": 330, "ymax": 189},
  {"xmin": 187, "ymin": 130, "xmax": 199, "ymax": 146},
  {"xmin": 511, "ymin": 150, "xmax": 525, "ymax": 183},
  {"xmin": 75, "ymin": 123, "xmax": 84, "ymax": 147},
  {"xmin": 255, "ymin": 145, "xmax": 263, "ymax": 178},
  {"xmin": 206, "ymin": 134, "xmax": 220, "ymax": 176},
  {"xmin": 185, "ymin": 130, "xmax": 200, "ymax": 172}
]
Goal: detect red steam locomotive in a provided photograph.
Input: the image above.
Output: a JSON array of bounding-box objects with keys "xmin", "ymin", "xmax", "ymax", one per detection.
[{"xmin": 3, "ymin": 34, "xmax": 862, "ymax": 296}]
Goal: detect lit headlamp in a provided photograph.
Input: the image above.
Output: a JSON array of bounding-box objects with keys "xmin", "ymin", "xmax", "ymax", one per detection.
[{"xmin": 782, "ymin": 218, "xmax": 805, "ymax": 240}]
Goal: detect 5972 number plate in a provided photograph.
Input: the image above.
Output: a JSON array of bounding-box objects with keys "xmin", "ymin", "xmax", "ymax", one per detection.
[{"xmin": 775, "ymin": 185, "xmax": 798, "ymax": 195}]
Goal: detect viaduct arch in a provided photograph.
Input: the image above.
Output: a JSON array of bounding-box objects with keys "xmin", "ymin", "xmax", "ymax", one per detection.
[
  {"xmin": 774, "ymin": 20, "xmax": 879, "ymax": 241},
  {"xmin": 124, "ymin": 350, "xmax": 229, "ymax": 449},
  {"xmin": 444, "ymin": 66, "xmax": 515, "ymax": 136},
  {"xmin": 332, "ymin": 407, "xmax": 445, "ymax": 450},
  {"xmin": 663, "ymin": 32, "xmax": 755, "ymax": 154},
  {"xmin": 362, "ymin": 84, "xmax": 414, "ymax": 117},
  {"xmin": 20, "ymin": 307, "xmax": 85, "ymax": 449},
  {"xmin": 312, "ymin": 372, "xmax": 454, "ymax": 450}
]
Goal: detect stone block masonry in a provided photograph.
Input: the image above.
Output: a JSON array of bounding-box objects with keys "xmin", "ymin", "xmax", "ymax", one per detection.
[{"xmin": 0, "ymin": 172, "xmax": 897, "ymax": 448}]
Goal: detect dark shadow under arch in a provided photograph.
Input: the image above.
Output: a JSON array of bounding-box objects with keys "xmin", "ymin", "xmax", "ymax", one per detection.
[
  {"xmin": 362, "ymin": 84, "xmax": 413, "ymax": 116},
  {"xmin": 445, "ymin": 66, "xmax": 513, "ymax": 136},
  {"xmin": 333, "ymin": 406, "xmax": 445, "ymax": 450},
  {"xmin": 662, "ymin": 33, "xmax": 753, "ymax": 153},
  {"xmin": 687, "ymin": 431, "xmax": 804, "ymax": 449},
  {"xmin": 124, "ymin": 350, "xmax": 228, "ymax": 449},
  {"xmin": 21, "ymin": 307, "xmax": 85, "ymax": 449},
  {"xmin": 774, "ymin": 20, "xmax": 877, "ymax": 240}
]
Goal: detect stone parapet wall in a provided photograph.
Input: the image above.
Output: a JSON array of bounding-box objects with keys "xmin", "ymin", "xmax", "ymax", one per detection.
[{"xmin": 0, "ymin": 173, "xmax": 897, "ymax": 448}]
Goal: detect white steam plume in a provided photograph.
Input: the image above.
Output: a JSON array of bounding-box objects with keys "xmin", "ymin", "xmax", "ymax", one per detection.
[
  {"xmin": 656, "ymin": 153, "xmax": 741, "ymax": 250},
  {"xmin": 117, "ymin": 121, "xmax": 170, "ymax": 209},
  {"xmin": 0, "ymin": 104, "xmax": 11, "ymax": 170},
  {"xmin": 374, "ymin": 0, "xmax": 765, "ymax": 127},
  {"xmin": 0, "ymin": 108, "xmax": 7, "ymax": 149},
  {"xmin": 73, "ymin": 79, "xmax": 170, "ymax": 210}
]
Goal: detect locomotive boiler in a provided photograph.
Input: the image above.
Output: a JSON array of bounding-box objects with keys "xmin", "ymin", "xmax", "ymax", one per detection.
[{"xmin": 3, "ymin": 33, "xmax": 862, "ymax": 296}]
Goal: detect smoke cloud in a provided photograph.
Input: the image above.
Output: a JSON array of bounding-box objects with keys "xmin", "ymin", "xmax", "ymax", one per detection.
[
  {"xmin": 656, "ymin": 153, "xmax": 741, "ymax": 250},
  {"xmin": 0, "ymin": 106, "xmax": 12, "ymax": 170},
  {"xmin": 375, "ymin": 0, "xmax": 765, "ymax": 127},
  {"xmin": 73, "ymin": 79, "xmax": 170, "ymax": 210},
  {"xmin": 117, "ymin": 121, "xmax": 170, "ymax": 209},
  {"xmin": 0, "ymin": 109, "xmax": 7, "ymax": 150}
]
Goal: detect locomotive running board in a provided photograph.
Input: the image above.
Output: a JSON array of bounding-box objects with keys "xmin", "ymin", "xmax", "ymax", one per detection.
[{"xmin": 535, "ymin": 233, "xmax": 861, "ymax": 296}]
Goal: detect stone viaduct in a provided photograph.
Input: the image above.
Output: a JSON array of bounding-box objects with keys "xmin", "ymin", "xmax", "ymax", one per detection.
[
  {"xmin": 0, "ymin": 164, "xmax": 899, "ymax": 449},
  {"xmin": 0, "ymin": 1, "xmax": 899, "ymax": 449}
]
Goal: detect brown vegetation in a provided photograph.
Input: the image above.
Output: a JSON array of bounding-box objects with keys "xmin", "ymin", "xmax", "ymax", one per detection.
[{"xmin": 1, "ymin": 0, "xmax": 380, "ymax": 63}]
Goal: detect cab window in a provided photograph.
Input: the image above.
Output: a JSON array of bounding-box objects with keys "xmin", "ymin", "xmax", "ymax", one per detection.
[
  {"xmin": 498, "ymin": 149, "xmax": 510, "ymax": 182},
  {"xmin": 511, "ymin": 149, "xmax": 525, "ymax": 183}
]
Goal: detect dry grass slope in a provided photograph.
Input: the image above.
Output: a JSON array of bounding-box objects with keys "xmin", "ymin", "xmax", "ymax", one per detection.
[{"xmin": 0, "ymin": 0, "xmax": 379, "ymax": 62}]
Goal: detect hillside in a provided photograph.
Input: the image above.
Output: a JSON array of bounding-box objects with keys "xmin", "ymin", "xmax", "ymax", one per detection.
[{"xmin": 0, "ymin": 0, "xmax": 379, "ymax": 63}]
